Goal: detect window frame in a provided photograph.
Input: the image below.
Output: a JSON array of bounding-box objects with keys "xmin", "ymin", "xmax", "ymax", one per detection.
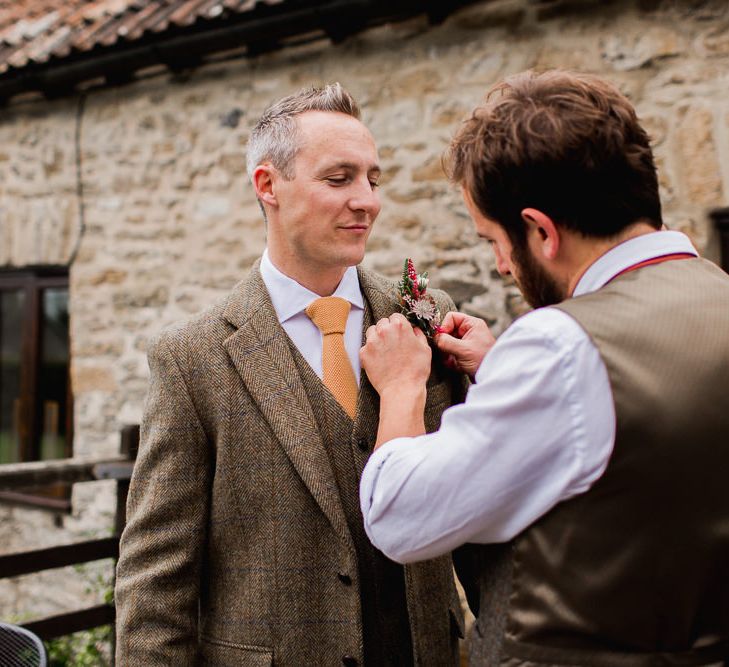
[{"xmin": 0, "ymin": 266, "xmax": 73, "ymax": 510}]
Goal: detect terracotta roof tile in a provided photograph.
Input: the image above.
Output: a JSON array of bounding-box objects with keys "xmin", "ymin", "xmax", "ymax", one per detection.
[
  {"xmin": 0, "ymin": 0, "xmax": 278, "ymax": 75},
  {"xmin": 0, "ymin": 0, "xmax": 477, "ymax": 97}
]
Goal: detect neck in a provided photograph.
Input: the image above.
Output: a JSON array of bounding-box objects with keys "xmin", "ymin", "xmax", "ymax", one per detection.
[
  {"xmin": 565, "ymin": 221, "xmax": 658, "ymax": 297},
  {"xmin": 267, "ymin": 248, "xmax": 347, "ymax": 296}
]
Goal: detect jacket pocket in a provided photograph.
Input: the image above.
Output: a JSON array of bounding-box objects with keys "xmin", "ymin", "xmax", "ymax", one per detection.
[{"xmin": 200, "ymin": 635, "xmax": 273, "ymax": 667}]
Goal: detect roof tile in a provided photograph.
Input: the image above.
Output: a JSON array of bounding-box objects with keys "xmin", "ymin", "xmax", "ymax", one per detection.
[{"xmin": 0, "ymin": 0, "xmax": 274, "ymax": 75}]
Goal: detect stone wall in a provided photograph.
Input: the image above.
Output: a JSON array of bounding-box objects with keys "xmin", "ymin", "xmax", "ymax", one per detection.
[{"xmin": 1, "ymin": 0, "xmax": 728, "ymax": 622}]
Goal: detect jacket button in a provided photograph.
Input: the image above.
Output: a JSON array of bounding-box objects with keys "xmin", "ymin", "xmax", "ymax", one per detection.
[
  {"xmin": 356, "ymin": 437, "xmax": 369, "ymax": 451},
  {"xmin": 342, "ymin": 656, "xmax": 357, "ymax": 666},
  {"xmin": 337, "ymin": 572, "xmax": 352, "ymax": 585}
]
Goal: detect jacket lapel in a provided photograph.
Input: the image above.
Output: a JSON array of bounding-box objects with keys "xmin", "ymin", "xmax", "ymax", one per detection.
[
  {"xmin": 222, "ymin": 263, "xmax": 352, "ymax": 548},
  {"xmin": 355, "ymin": 267, "xmax": 399, "ymax": 427},
  {"xmin": 358, "ymin": 266, "xmax": 398, "ymax": 324}
]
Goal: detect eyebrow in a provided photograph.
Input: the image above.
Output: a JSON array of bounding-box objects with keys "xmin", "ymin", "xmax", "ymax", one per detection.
[{"xmin": 321, "ymin": 161, "xmax": 381, "ymax": 174}]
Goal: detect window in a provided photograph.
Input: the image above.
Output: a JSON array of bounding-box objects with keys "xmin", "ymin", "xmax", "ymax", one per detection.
[{"xmin": 0, "ymin": 268, "xmax": 72, "ymax": 509}]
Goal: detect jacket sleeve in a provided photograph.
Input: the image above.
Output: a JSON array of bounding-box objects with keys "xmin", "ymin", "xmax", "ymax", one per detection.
[{"xmin": 115, "ymin": 331, "xmax": 212, "ymax": 665}]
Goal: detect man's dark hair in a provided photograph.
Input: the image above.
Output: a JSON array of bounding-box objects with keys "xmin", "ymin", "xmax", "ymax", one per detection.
[{"xmin": 445, "ymin": 69, "xmax": 662, "ymax": 247}]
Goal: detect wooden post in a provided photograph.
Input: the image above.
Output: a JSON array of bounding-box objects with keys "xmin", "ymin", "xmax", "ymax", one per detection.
[
  {"xmin": 115, "ymin": 424, "xmax": 139, "ymax": 537},
  {"xmin": 110, "ymin": 424, "xmax": 139, "ymax": 665},
  {"xmin": 710, "ymin": 207, "xmax": 729, "ymax": 273}
]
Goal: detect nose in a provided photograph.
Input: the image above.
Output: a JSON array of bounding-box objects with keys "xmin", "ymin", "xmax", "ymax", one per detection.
[
  {"xmin": 348, "ymin": 178, "xmax": 380, "ymax": 218},
  {"xmin": 492, "ymin": 245, "xmax": 511, "ymax": 276}
]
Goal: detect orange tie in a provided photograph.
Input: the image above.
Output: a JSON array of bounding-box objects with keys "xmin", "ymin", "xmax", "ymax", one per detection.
[{"xmin": 305, "ymin": 296, "xmax": 358, "ymax": 418}]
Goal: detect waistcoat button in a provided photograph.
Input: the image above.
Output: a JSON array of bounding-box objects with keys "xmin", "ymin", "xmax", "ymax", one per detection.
[
  {"xmin": 342, "ymin": 656, "xmax": 357, "ymax": 666},
  {"xmin": 356, "ymin": 437, "xmax": 369, "ymax": 451}
]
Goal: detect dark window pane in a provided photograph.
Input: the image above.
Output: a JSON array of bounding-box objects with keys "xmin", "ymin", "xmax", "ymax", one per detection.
[
  {"xmin": 39, "ymin": 287, "xmax": 70, "ymax": 460},
  {"xmin": 0, "ymin": 289, "xmax": 25, "ymax": 463}
]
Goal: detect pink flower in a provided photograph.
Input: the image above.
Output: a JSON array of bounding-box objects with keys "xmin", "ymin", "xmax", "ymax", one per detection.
[{"xmin": 407, "ymin": 259, "xmax": 420, "ymax": 298}]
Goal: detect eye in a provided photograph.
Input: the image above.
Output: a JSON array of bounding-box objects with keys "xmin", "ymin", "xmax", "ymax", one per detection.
[
  {"xmin": 369, "ymin": 179, "xmax": 380, "ymax": 189},
  {"xmin": 326, "ymin": 176, "xmax": 348, "ymax": 185}
]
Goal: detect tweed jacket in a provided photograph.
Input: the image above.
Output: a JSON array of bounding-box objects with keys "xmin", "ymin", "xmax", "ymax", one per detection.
[{"xmin": 115, "ymin": 263, "xmax": 467, "ymax": 666}]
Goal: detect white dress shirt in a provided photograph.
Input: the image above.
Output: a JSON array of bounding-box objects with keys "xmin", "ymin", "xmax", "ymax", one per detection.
[
  {"xmin": 359, "ymin": 231, "xmax": 698, "ymax": 563},
  {"xmin": 259, "ymin": 249, "xmax": 365, "ymax": 383}
]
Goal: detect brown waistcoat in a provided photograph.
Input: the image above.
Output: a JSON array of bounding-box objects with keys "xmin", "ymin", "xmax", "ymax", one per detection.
[
  {"xmin": 290, "ymin": 326, "xmax": 415, "ymax": 666},
  {"xmin": 470, "ymin": 258, "xmax": 729, "ymax": 666}
]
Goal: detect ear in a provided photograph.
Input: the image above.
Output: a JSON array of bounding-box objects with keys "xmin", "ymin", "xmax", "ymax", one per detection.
[
  {"xmin": 522, "ymin": 208, "xmax": 560, "ymax": 260},
  {"xmin": 252, "ymin": 164, "xmax": 278, "ymax": 208}
]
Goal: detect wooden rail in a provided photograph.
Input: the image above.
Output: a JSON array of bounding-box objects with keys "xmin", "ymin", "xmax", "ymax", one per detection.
[
  {"xmin": 0, "ymin": 538, "xmax": 119, "ymax": 579},
  {"xmin": 0, "ymin": 424, "xmax": 139, "ymax": 644},
  {"xmin": 0, "ymin": 455, "xmax": 130, "ymax": 489}
]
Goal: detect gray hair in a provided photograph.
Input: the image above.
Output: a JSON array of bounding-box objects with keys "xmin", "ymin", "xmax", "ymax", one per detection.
[{"xmin": 246, "ymin": 82, "xmax": 361, "ymax": 181}]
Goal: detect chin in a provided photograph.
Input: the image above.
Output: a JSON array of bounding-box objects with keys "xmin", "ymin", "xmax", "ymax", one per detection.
[{"xmin": 340, "ymin": 246, "xmax": 367, "ymax": 268}]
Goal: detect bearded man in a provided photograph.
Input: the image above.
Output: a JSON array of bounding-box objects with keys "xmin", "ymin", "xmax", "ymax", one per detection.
[{"xmin": 359, "ymin": 70, "xmax": 729, "ymax": 664}]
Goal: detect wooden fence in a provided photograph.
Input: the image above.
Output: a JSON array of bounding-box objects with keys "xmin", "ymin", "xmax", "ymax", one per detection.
[{"xmin": 0, "ymin": 424, "xmax": 138, "ymax": 646}]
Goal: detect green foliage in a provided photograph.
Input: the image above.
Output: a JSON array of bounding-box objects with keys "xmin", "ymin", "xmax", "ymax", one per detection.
[
  {"xmin": 46, "ymin": 625, "xmax": 112, "ymax": 666},
  {"xmin": 44, "ymin": 572, "xmax": 114, "ymax": 666}
]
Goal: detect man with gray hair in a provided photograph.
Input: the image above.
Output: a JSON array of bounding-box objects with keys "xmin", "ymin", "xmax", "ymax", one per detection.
[{"xmin": 115, "ymin": 83, "xmax": 466, "ymax": 666}]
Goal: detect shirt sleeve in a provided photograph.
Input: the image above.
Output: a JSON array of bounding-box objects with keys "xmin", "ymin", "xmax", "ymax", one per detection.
[{"xmin": 359, "ymin": 307, "xmax": 616, "ymax": 564}]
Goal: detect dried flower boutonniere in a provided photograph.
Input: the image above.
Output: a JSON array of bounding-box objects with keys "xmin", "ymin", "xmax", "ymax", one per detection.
[{"xmin": 397, "ymin": 258, "xmax": 442, "ymax": 340}]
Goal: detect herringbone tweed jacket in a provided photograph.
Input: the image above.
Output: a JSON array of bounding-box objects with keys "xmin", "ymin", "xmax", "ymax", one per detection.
[{"xmin": 115, "ymin": 263, "xmax": 467, "ymax": 666}]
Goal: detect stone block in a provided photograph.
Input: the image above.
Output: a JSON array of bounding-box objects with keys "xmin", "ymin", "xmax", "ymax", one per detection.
[
  {"xmin": 112, "ymin": 286, "xmax": 170, "ymax": 309},
  {"xmin": 675, "ymin": 105, "xmax": 723, "ymax": 205},
  {"xmin": 446, "ymin": 0, "xmax": 526, "ymax": 30},
  {"xmin": 699, "ymin": 20, "xmax": 729, "ymax": 56},
  {"xmin": 432, "ymin": 278, "xmax": 488, "ymax": 308},
  {"xmin": 654, "ymin": 154, "xmax": 676, "ymax": 204},
  {"xmin": 640, "ymin": 112, "xmax": 668, "ymax": 147},
  {"xmin": 412, "ymin": 156, "xmax": 447, "ymax": 182},
  {"xmin": 459, "ymin": 52, "xmax": 504, "ymax": 84},
  {"xmin": 85, "ymin": 269, "xmax": 128, "ymax": 286},
  {"xmin": 429, "ymin": 100, "xmax": 470, "ymax": 127},
  {"xmin": 601, "ymin": 25, "xmax": 685, "ymax": 70},
  {"xmin": 192, "ymin": 196, "xmax": 231, "ymax": 221},
  {"xmin": 387, "ymin": 184, "xmax": 443, "ymax": 204},
  {"xmin": 72, "ymin": 365, "xmax": 118, "ymax": 393}
]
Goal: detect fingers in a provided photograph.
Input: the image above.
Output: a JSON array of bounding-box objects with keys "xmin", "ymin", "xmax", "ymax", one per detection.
[
  {"xmin": 435, "ymin": 332, "xmax": 462, "ymax": 356},
  {"xmin": 412, "ymin": 326, "xmax": 427, "ymax": 342},
  {"xmin": 439, "ymin": 311, "xmax": 483, "ymax": 338},
  {"xmin": 439, "ymin": 311, "xmax": 458, "ymax": 335}
]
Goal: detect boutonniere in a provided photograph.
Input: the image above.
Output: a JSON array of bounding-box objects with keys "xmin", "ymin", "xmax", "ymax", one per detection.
[{"xmin": 397, "ymin": 258, "xmax": 442, "ymax": 340}]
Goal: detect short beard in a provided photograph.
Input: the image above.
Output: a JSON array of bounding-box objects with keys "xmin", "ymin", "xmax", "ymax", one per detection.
[{"xmin": 510, "ymin": 240, "xmax": 565, "ymax": 309}]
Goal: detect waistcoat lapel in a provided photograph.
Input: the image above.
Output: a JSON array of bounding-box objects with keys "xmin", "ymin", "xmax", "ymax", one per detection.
[{"xmin": 222, "ymin": 263, "xmax": 352, "ymax": 547}]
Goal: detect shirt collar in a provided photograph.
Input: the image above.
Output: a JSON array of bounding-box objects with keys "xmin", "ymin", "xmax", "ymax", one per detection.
[
  {"xmin": 260, "ymin": 248, "xmax": 364, "ymax": 324},
  {"xmin": 573, "ymin": 230, "xmax": 698, "ymax": 297}
]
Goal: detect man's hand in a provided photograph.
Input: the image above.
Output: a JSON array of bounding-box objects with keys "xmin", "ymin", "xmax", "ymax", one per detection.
[
  {"xmin": 361, "ymin": 313, "xmax": 432, "ymax": 397},
  {"xmin": 360, "ymin": 313, "xmax": 431, "ymax": 448},
  {"xmin": 436, "ymin": 312, "xmax": 496, "ymax": 379}
]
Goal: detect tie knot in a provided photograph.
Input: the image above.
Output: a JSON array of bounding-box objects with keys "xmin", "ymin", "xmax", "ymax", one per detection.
[{"xmin": 306, "ymin": 296, "xmax": 351, "ymax": 335}]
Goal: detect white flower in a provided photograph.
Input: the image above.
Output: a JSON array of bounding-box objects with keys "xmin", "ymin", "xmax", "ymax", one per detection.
[{"xmin": 410, "ymin": 297, "xmax": 437, "ymax": 321}]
